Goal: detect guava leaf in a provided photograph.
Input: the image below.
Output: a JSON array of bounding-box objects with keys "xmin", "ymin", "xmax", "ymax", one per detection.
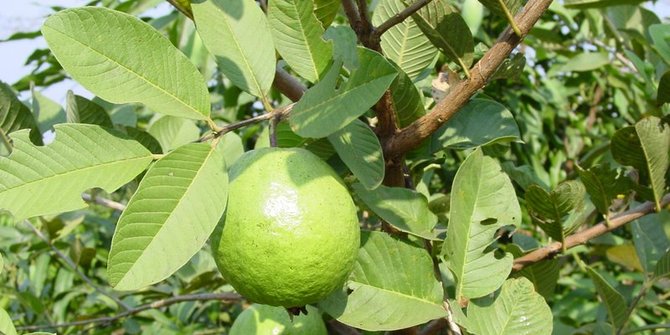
[
  {"xmin": 654, "ymin": 249, "xmax": 670, "ymax": 279},
  {"xmin": 0, "ymin": 308, "xmax": 17, "ymax": 335},
  {"xmin": 323, "ymin": 26, "xmax": 359, "ymax": 69},
  {"xmin": 320, "ymin": 231, "xmax": 447, "ymax": 331},
  {"xmin": 314, "ymin": 0, "xmax": 339, "ymax": 28},
  {"xmin": 577, "ymin": 163, "xmax": 630, "ymax": 221},
  {"xmin": 147, "ymin": 116, "xmax": 200, "ymax": 153},
  {"xmin": 410, "ymin": 0, "xmax": 474, "ymax": 74},
  {"xmin": 611, "ymin": 116, "xmax": 670, "ymax": 211},
  {"xmin": 31, "ymin": 89, "xmax": 65, "ymax": 134},
  {"xmin": 0, "ymin": 252, "xmax": 3, "ymax": 275},
  {"xmin": 108, "ymin": 143, "xmax": 228, "ymax": 290},
  {"xmin": 229, "ymin": 305, "xmax": 326, "ymax": 335},
  {"xmin": 508, "ymin": 245, "xmax": 559, "ymax": 299},
  {"xmin": 42, "ymin": 7, "xmax": 210, "ymax": 120},
  {"xmin": 586, "ymin": 266, "xmax": 627, "ymax": 328},
  {"xmin": 192, "ymin": 0, "xmax": 276, "ymax": 98},
  {"xmin": 477, "ymin": 0, "xmax": 523, "ymax": 17},
  {"xmin": 432, "ymin": 99, "xmax": 520, "ymax": 150},
  {"xmin": 0, "ymin": 124, "xmax": 153, "ymax": 221},
  {"xmin": 65, "ymin": 92, "xmax": 113, "ymax": 128},
  {"xmin": 443, "ymin": 148, "xmax": 521, "ymax": 300},
  {"xmin": 288, "ymin": 48, "xmax": 397, "ymax": 138},
  {"xmin": 372, "ymin": 0, "xmax": 437, "ymax": 80},
  {"xmin": 632, "ymin": 212, "xmax": 670, "ymax": 274},
  {"xmin": 468, "ymin": 278, "xmax": 553, "ymax": 335},
  {"xmin": 389, "ymin": 65, "xmax": 426, "ymax": 128},
  {"xmin": 329, "ymin": 120, "xmax": 384, "ymax": 190},
  {"xmin": 525, "ymin": 180, "xmax": 585, "ymax": 242},
  {"xmin": 353, "ymin": 184, "xmax": 439, "ymax": 240},
  {"xmin": 268, "ymin": 0, "xmax": 333, "ymax": 82},
  {"xmin": 0, "ymin": 81, "xmax": 42, "ymax": 146},
  {"xmin": 656, "ymin": 70, "xmax": 670, "ymax": 106}
]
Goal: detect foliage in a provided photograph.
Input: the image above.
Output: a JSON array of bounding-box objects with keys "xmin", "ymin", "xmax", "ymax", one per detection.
[{"xmin": 0, "ymin": 0, "xmax": 669, "ymax": 334}]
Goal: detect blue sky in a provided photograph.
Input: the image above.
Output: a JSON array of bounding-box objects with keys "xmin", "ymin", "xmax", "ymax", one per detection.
[{"xmin": 1, "ymin": 0, "xmax": 669, "ymax": 103}]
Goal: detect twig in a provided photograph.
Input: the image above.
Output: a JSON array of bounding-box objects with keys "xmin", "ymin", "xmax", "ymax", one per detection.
[
  {"xmin": 513, "ymin": 194, "xmax": 670, "ymax": 271},
  {"xmin": 166, "ymin": 0, "xmax": 192, "ymax": 20},
  {"xmin": 616, "ymin": 280, "xmax": 653, "ymax": 335},
  {"xmin": 384, "ymin": 0, "xmax": 554, "ymax": 158},
  {"xmin": 24, "ymin": 221, "xmax": 131, "ymax": 311},
  {"xmin": 199, "ymin": 103, "xmax": 295, "ymax": 143},
  {"xmin": 16, "ymin": 292, "xmax": 242, "ymax": 331},
  {"xmin": 81, "ymin": 193, "xmax": 126, "ymax": 211},
  {"xmin": 373, "ymin": 0, "xmax": 433, "ymax": 39},
  {"xmin": 624, "ymin": 323, "xmax": 670, "ymax": 334},
  {"xmin": 355, "ymin": 0, "xmax": 373, "ymax": 38},
  {"xmin": 342, "ymin": 0, "xmax": 362, "ymax": 36},
  {"xmin": 443, "ymin": 301, "xmax": 462, "ymax": 335}
]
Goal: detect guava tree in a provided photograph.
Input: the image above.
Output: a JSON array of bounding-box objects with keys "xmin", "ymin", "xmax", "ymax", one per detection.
[{"xmin": 1, "ymin": 0, "xmax": 669, "ymax": 334}]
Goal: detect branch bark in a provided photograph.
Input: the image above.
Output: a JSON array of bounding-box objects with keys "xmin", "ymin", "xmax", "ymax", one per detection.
[
  {"xmin": 16, "ymin": 292, "xmax": 242, "ymax": 331},
  {"xmin": 384, "ymin": 0, "xmax": 554, "ymax": 158},
  {"xmin": 513, "ymin": 194, "xmax": 670, "ymax": 271},
  {"xmin": 372, "ymin": 0, "xmax": 433, "ymax": 41},
  {"xmin": 81, "ymin": 193, "xmax": 126, "ymax": 211}
]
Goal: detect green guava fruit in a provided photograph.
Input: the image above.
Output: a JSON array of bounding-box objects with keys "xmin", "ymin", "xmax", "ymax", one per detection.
[
  {"xmin": 213, "ymin": 147, "xmax": 360, "ymax": 307},
  {"xmin": 229, "ymin": 304, "xmax": 327, "ymax": 335}
]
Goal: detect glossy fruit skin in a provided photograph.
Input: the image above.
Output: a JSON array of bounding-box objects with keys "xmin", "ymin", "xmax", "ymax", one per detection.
[
  {"xmin": 213, "ymin": 147, "xmax": 360, "ymax": 307},
  {"xmin": 229, "ymin": 304, "xmax": 327, "ymax": 335}
]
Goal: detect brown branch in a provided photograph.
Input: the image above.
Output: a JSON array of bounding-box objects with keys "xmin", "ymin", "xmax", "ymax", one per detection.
[
  {"xmin": 373, "ymin": 0, "xmax": 433, "ymax": 40},
  {"xmin": 384, "ymin": 0, "xmax": 554, "ymax": 158},
  {"xmin": 513, "ymin": 194, "xmax": 670, "ymax": 271},
  {"xmin": 81, "ymin": 193, "xmax": 126, "ymax": 211},
  {"xmin": 342, "ymin": 0, "xmax": 363, "ymax": 37},
  {"xmin": 16, "ymin": 292, "xmax": 242, "ymax": 331},
  {"xmin": 273, "ymin": 65, "xmax": 307, "ymax": 102},
  {"xmin": 355, "ymin": 0, "xmax": 374, "ymax": 39},
  {"xmin": 24, "ymin": 221, "xmax": 131, "ymax": 311}
]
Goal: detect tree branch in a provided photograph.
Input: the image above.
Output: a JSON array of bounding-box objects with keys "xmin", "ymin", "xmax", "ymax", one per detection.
[
  {"xmin": 24, "ymin": 221, "xmax": 131, "ymax": 311},
  {"xmin": 513, "ymin": 194, "xmax": 670, "ymax": 271},
  {"xmin": 16, "ymin": 292, "xmax": 242, "ymax": 331},
  {"xmin": 384, "ymin": 0, "xmax": 554, "ymax": 158},
  {"xmin": 81, "ymin": 193, "xmax": 126, "ymax": 211},
  {"xmin": 273, "ymin": 65, "xmax": 307, "ymax": 102},
  {"xmin": 373, "ymin": 0, "xmax": 433, "ymax": 40},
  {"xmin": 199, "ymin": 103, "xmax": 295, "ymax": 142}
]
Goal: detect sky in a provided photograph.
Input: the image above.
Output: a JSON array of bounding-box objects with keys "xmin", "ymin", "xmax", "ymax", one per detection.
[{"xmin": 1, "ymin": 0, "xmax": 670, "ymax": 104}]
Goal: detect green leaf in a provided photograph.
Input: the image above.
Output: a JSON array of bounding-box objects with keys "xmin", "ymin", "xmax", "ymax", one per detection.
[
  {"xmin": 611, "ymin": 117, "xmax": 670, "ymax": 210},
  {"xmin": 328, "ymin": 120, "xmax": 384, "ymax": 190},
  {"xmin": 508, "ymin": 245, "xmax": 559, "ymax": 299},
  {"xmin": 525, "ymin": 181, "xmax": 586, "ymax": 242},
  {"xmin": 193, "ymin": 0, "xmax": 276, "ymax": 98},
  {"xmin": 0, "ymin": 124, "xmax": 153, "ymax": 221},
  {"xmin": 372, "ymin": 0, "xmax": 438, "ymax": 79},
  {"xmin": 0, "ymin": 308, "xmax": 17, "ymax": 335},
  {"xmin": 320, "ymin": 231, "xmax": 446, "ymax": 331},
  {"xmin": 229, "ymin": 304, "xmax": 326, "ymax": 335},
  {"xmin": 650, "ymin": 24, "xmax": 670, "ymax": 64},
  {"xmin": 478, "ymin": 0, "xmax": 523, "ymax": 19},
  {"xmin": 323, "ymin": 26, "xmax": 359, "ymax": 69},
  {"xmin": 0, "ymin": 252, "xmax": 3, "ymax": 275},
  {"xmin": 468, "ymin": 278, "xmax": 553, "ymax": 335},
  {"xmin": 443, "ymin": 148, "xmax": 521, "ymax": 300},
  {"xmin": 0, "ymin": 82, "xmax": 42, "ymax": 146},
  {"xmin": 586, "ymin": 266, "xmax": 627, "ymax": 328},
  {"xmin": 288, "ymin": 49, "xmax": 397, "ymax": 138},
  {"xmin": 564, "ymin": 0, "xmax": 645, "ymax": 9},
  {"xmin": 410, "ymin": 0, "xmax": 474, "ymax": 75},
  {"xmin": 557, "ymin": 52, "xmax": 610, "ymax": 73},
  {"xmin": 353, "ymin": 184, "xmax": 439, "ymax": 240},
  {"xmin": 217, "ymin": 132, "xmax": 244, "ymax": 167},
  {"xmin": 654, "ymin": 249, "xmax": 670, "ymax": 279},
  {"xmin": 657, "ymin": 71, "xmax": 670, "ymax": 106},
  {"xmin": 577, "ymin": 164, "xmax": 630, "ymax": 221},
  {"xmin": 31, "ymin": 89, "xmax": 65, "ymax": 134},
  {"xmin": 125, "ymin": 127, "xmax": 163, "ymax": 154},
  {"xmin": 432, "ymin": 99, "xmax": 520, "ymax": 150},
  {"xmin": 65, "ymin": 93, "xmax": 113, "ymax": 128},
  {"xmin": 108, "ymin": 143, "xmax": 228, "ymax": 290},
  {"xmin": 314, "ymin": 0, "xmax": 340, "ymax": 28},
  {"xmin": 42, "ymin": 7, "xmax": 210, "ymax": 120},
  {"xmin": 268, "ymin": 0, "xmax": 333, "ymax": 82},
  {"xmin": 491, "ymin": 53, "xmax": 526, "ymax": 81},
  {"xmin": 632, "ymin": 212, "xmax": 670, "ymax": 274},
  {"xmin": 147, "ymin": 116, "xmax": 201, "ymax": 153},
  {"xmin": 389, "ymin": 66, "xmax": 426, "ymax": 128}
]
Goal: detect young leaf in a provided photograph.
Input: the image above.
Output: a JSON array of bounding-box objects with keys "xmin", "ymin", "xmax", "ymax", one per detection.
[
  {"xmin": 525, "ymin": 180, "xmax": 586, "ymax": 242},
  {"xmin": 632, "ymin": 212, "xmax": 670, "ymax": 274},
  {"xmin": 65, "ymin": 93, "xmax": 113, "ymax": 128},
  {"xmin": 443, "ymin": 148, "xmax": 521, "ymax": 300},
  {"xmin": 42, "ymin": 7, "xmax": 210, "ymax": 120},
  {"xmin": 372, "ymin": 0, "xmax": 438, "ymax": 80},
  {"xmin": 611, "ymin": 117, "xmax": 670, "ymax": 211},
  {"xmin": 268, "ymin": 0, "xmax": 333, "ymax": 82},
  {"xmin": 147, "ymin": 116, "xmax": 201, "ymax": 153},
  {"xmin": 410, "ymin": 0, "xmax": 474, "ymax": 75},
  {"xmin": 328, "ymin": 120, "xmax": 384, "ymax": 190},
  {"xmin": 353, "ymin": 183, "xmax": 439, "ymax": 240},
  {"xmin": 0, "ymin": 81, "xmax": 42, "ymax": 145},
  {"xmin": 468, "ymin": 278, "xmax": 553, "ymax": 335},
  {"xmin": 389, "ymin": 66, "xmax": 426, "ymax": 128},
  {"xmin": 288, "ymin": 49, "xmax": 397, "ymax": 138},
  {"xmin": 319, "ymin": 231, "xmax": 447, "ymax": 331},
  {"xmin": 65, "ymin": 90, "xmax": 79, "ymax": 123},
  {"xmin": 108, "ymin": 143, "xmax": 228, "ymax": 290},
  {"xmin": 432, "ymin": 99, "xmax": 520, "ymax": 150},
  {"xmin": 193, "ymin": 0, "xmax": 276, "ymax": 98},
  {"xmin": 0, "ymin": 124, "xmax": 153, "ymax": 221},
  {"xmin": 654, "ymin": 249, "xmax": 670, "ymax": 279},
  {"xmin": 0, "ymin": 308, "xmax": 17, "ymax": 335},
  {"xmin": 577, "ymin": 164, "xmax": 630, "ymax": 222},
  {"xmin": 586, "ymin": 266, "xmax": 627, "ymax": 328}
]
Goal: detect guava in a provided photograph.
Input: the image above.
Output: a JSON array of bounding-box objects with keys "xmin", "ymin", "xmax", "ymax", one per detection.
[
  {"xmin": 213, "ymin": 147, "xmax": 360, "ymax": 307},
  {"xmin": 229, "ymin": 304, "xmax": 327, "ymax": 335}
]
